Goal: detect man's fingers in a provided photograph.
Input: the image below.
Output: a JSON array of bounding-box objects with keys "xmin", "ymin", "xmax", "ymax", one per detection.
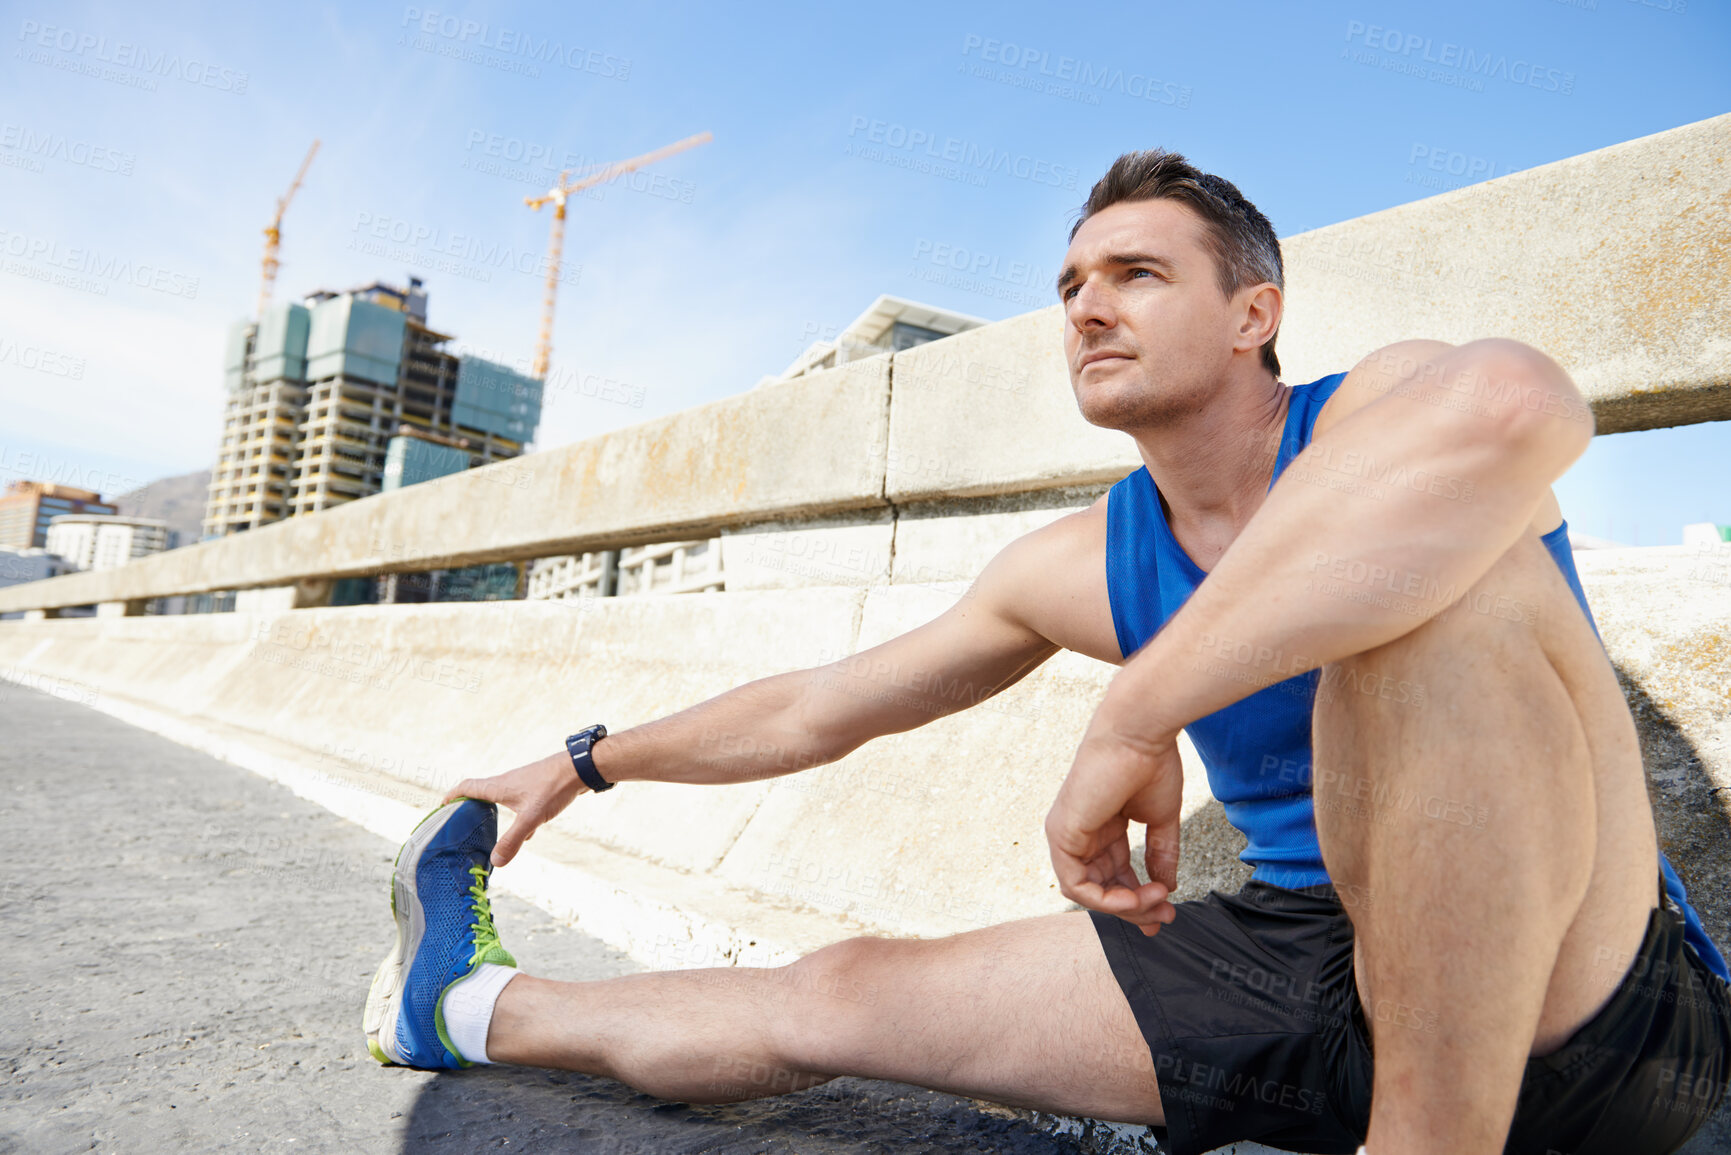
[
  {"xmin": 490, "ymin": 811, "xmax": 537, "ymax": 868},
  {"xmin": 1135, "ymin": 900, "xmax": 1179, "ymax": 937},
  {"xmin": 443, "ymin": 776, "xmax": 499, "ymax": 805},
  {"xmin": 1057, "ymin": 851, "xmax": 1170, "ymax": 918},
  {"xmin": 1145, "ymin": 820, "xmax": 1181, "ymax": 894},
  {"xmin": 1076, "ymin": 882, "xmax": 1172, "ymax": 929}
]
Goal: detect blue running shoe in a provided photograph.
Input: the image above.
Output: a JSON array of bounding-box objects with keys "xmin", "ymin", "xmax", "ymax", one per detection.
[{"xmin": 370, "ymin": 799, "xmax": 516, "ymax": 1069}]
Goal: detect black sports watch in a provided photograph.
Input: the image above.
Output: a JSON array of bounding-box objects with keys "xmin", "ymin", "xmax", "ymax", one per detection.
[{"xmin": 564, "ymin": 724, "xmax": 613, "ymax": 792}]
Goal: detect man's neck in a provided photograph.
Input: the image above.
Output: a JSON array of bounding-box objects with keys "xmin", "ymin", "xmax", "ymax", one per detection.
[{"xmin": 1129, "ymin": 371, "xmax": 1289, "ymax": 570}]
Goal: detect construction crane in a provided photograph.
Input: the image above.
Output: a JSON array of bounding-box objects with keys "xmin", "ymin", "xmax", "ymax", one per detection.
[
  {"xmin": 256, "ymin": 139, "xmax": 321, "ymax": 320},
  {"xmin": 523, "ymin": 131, "xmax": 711, "ymax": 379}
]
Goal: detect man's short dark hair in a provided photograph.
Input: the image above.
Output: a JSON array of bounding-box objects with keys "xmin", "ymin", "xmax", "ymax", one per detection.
[{"xmin": 1072, "ymin": 149, "xmax": 1283, "ymax": 377}]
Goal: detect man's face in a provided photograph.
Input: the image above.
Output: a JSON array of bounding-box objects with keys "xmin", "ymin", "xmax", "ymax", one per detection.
[{"xmin": 1058, "ymin": 198, "xmax": 1249, "ymax": 430}]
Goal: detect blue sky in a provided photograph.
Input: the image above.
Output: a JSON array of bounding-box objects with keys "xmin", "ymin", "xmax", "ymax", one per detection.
[{"xmin": 0, "ymin": 0, "xmax": 1725, "ymax": 543}]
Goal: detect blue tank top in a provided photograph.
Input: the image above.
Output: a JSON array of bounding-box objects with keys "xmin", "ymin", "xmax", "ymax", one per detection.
[{"xmin": 1104, "ymin": 372, "xmax": 1727, "ymax": 980}]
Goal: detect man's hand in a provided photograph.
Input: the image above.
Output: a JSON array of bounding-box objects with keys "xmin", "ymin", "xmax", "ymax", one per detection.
[
  {"xmin": 1045, "ymin": 724, "xmax": 1184, "ymax": 936},
  {"xmin": 445, "ymin": 751, "xmax": 586, "ymax": 867}
]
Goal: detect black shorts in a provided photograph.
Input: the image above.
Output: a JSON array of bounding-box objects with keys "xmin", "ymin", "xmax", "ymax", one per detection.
[{"xmin": 1091, "ymin": 878, "xmax": 1731, "ymax": 1155}]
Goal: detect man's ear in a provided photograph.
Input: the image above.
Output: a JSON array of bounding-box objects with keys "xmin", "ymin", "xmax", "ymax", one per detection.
[{"xmin": 1236, "ymin": 282, "xmax": 1282, "ymax": 356}]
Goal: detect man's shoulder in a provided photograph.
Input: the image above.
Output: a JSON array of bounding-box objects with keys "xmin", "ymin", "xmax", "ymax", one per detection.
[
  {"xmin": 975, "ymin": 497, "xmax": 1120, "ymax": 664},
  {"xmin": 993, "ymin": 497, "xmax": 1110, "ymax": 574}
]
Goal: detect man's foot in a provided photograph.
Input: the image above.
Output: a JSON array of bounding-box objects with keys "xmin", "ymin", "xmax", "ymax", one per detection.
[{"xmin": 367, "ymin": 799, "xmax": 516, "ymax": 1068}]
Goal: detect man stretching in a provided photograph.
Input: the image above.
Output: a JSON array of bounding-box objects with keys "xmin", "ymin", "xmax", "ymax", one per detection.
[{"xmin": 363, "ymin": 150, "xmax": 1730, "ymax": 1155}]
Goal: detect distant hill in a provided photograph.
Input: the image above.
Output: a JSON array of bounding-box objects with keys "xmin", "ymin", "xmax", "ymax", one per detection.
[{"xmin": 114, "ymin": 470, "xmax": 210, "ymax": 549}]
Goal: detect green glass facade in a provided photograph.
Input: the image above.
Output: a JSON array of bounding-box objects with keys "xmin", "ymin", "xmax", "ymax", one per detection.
[
  {"xmin": 382, "ymin": 435, "xmax": 469, "ymax": 492},
  {"xmin": 453, "ymin": 356, "xmax": 543, "ymax": 442},
  {"xmin": 253, "ymin": 302, "xmax": 310, "ymax": 384},
  {"xmin": 306, "ymin": 296, "xmax": 406, "ymax": 386}
]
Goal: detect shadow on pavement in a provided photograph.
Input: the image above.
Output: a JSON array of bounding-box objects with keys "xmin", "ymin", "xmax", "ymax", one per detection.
[{"xmin": 398, "ymin": 1069, "xmax": 1104, "ymax": 1154}]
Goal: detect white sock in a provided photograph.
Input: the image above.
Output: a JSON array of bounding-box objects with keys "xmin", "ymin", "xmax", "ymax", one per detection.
[{"xmin": 443, "ymin": 962, "xmax": 518, "ymax": 1064}]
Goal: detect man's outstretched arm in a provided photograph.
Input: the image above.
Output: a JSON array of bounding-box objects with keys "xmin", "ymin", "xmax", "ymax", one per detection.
[
  {"xmin": 447, "ymin": 511, "xmax": 1105, "ymax": 866},
  {"xmin": 1046, "ymin": 338, "xmax": 1595, "ymax": 924}
]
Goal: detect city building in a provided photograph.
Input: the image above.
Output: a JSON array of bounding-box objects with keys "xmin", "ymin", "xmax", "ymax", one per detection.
[
  {"xmin": 381, "ymin": 429, "xmax": 472, "ymax": 491},
  {"xmin": 529, "ymin": 296, "xmax": 973, "ymax": 602},
  {"xmin": 203, "ymin": 277, "xmax": 543, "ymax": 537},
  {"xmin": 0, "ymin": 482, "xmax": 118, "ymax": 550},
  {"xmin": 0, "ymin": 546, "xmax": 73, "ymax": 588},
  {"xmin": 324, "ymin": 427, "xmax": 523, "ymax": 607},
  {"xmin": 0, "ymin": 547, "xmax": 74, "ymax": 620},
  {"xmin": 1683, "ymin": 522, "xmax": 1730, "ymax": 546},
  {"xmin": 762, "ymin": 294, "xmax": 988, "ymax": 385},
  {"xmin": 44, "ymin": 514, "xmax": 171, "ymax": 572}
]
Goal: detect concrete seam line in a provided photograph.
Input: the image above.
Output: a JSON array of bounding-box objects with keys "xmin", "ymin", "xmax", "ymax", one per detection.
[
  {"xmin": 882, "ymin": 347, "xmax": 902, "ymax": 579},
  {"xmin": 881, "ymin": 346, "xmax": 897, "ymax": 505}
]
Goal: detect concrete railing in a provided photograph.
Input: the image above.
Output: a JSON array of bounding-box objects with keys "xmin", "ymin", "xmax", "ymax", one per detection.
[{"xmin": 2, "ymin": 112, "xmax": 1726, "ymax": 615}]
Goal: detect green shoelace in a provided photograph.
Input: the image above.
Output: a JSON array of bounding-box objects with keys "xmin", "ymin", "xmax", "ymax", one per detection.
[{"xmin": 465, "ymin": 863, "xmax": 515, "ymax": 967}]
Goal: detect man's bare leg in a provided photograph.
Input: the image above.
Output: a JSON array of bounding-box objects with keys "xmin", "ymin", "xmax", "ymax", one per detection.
[
  {"xmin": 1312, "ymin": 533, "xmax": 1658, "ymax": 1154},
  {"xmin": 485, "ymin": 912, "xmax": 1166, "ymax": 1122}
]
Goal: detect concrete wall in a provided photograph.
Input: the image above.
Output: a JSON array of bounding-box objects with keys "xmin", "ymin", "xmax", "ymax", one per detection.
[
  {"xmin": 2, "ymin": 546, "xmax": 1726, "ymax": 964},
  {"xmin": 0, "ymin": 589, "xmax": 1110, "ymax": 943},
  {"xmin": 3, "ymin": 113, "xmax": 1726, "ymax": 615}
]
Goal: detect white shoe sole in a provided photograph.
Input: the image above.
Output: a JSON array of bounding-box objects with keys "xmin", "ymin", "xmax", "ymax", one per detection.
[{"xmin": 364, "ymin": 942, "xmax": 402, "ymax": 1064}]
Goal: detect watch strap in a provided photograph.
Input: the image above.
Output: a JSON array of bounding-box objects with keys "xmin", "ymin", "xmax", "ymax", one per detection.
[{"xmin": 564, "ymin": 724, "xmax": 612, "ymax": 792}]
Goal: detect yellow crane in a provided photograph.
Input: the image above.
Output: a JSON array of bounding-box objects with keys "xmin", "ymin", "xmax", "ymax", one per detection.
[
  {"xmin": 257, "ymin": 139, "xmax": 321, "ymax": 320},
  {"xmin": 524, "ymin": 131, "xmax": 712, "ymax": 379}
]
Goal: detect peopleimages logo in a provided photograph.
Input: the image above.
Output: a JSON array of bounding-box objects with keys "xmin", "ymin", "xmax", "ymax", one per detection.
[
  {"xmin": 0, "ymin": 227, "xmax": 200, "ymax": 299},
  {"xmin": 906, "ymin": 238, "xmax": 1054, "ymax": 310},
  {"xmin": 911, "ymin": 239, "xmax": 1051, "ymax": 292},
  {"xmin": 0, "ymin": 447, "xmax": 136, "ymax": 493},
  {"xmin": 0, "ymin": 123, "xmax": 135, "ymax": 175},
  {"xmin": 399, "ymin": 9, "xmax": 630, "ymax": 79},
  {"xmin": 460, "ymin": 130, "xmax": 697, "ymax": 204},
  {"xmin": 1343, "ymin": 21, "xmax": 1575, "ymax": 94},
  {"xmin": 15, "ymin": 19, "xmax": 249, "ymax": 93},
  {"xmin": 0, "ymin": 335, "xmax": 86, "ymax": 379},
  {"xmin": 347, "ymin": 212, "xmax": 580, "ymax": 286},
  {"xmin": 960, "ymin": 35, "xmax": 1193, "ymax": 107},
  {"xmin": 845, "ymin": 117, "xmax": 1079, "ymax": 190}
]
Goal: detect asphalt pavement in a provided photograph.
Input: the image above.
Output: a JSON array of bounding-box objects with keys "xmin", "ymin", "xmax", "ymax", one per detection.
[{"xmin": 0, "ymin": 682, "xmax": 1116, "ymax": 1155}]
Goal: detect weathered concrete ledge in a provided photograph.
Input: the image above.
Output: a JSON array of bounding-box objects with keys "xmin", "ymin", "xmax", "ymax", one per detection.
[
  {"xmin": 3, "ymin": 114, "xmax": 1726, "ymax": 614},
  {"xmin": 0, "ymin": 357, "xmax": 892, "ymax": 612},
  {"xmin": 1, "ymin": 546, "xmax": 1725, "ymax": 956},
  {"xmin": 1278, "ymin": 112, "xmax": 1730, "ymax": 434}
]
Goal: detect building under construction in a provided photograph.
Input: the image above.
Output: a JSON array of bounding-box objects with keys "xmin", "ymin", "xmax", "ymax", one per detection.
[{"xmin": 202, "ymin": 277, "xmax": 542, "ymax": 538}]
